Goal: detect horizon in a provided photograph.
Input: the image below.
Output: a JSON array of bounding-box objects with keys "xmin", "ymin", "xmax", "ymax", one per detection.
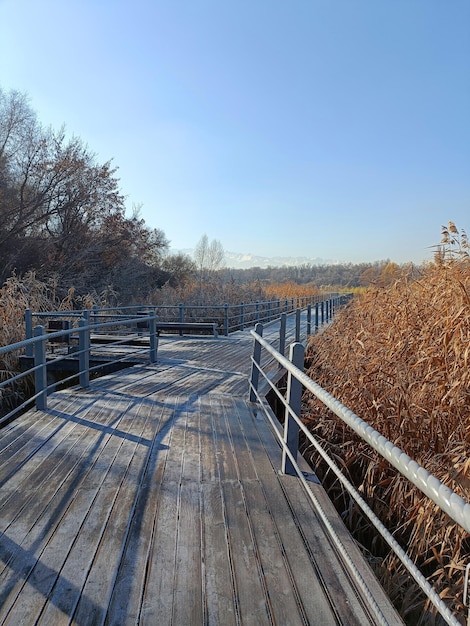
[{"xmin": 0, "ymin": 0, "xmax": 468, "ymax": 266}]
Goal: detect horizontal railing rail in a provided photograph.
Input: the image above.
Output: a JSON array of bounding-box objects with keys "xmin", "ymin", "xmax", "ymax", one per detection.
[
  {"xmin": 24, "ymin": 293, "xmax": 350, "ymax": 343},
  {"xmin": 2, "ymin": 294, "xmax": 351, "ymax": 427},
  {"xmin": 248, "ymin": 326, "xmax": 468, "ymax": 626},
  {"xmin": 0, "ymin": 313, "xmax": 161, "ymax": 425}
]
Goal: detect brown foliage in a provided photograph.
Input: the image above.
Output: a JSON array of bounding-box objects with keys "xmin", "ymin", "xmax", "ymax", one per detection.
[{"xmin": 303, "ymin": 250, "xmax": 470, "ymax": 622}]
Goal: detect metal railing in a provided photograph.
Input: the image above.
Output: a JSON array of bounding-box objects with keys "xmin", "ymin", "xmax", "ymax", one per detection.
[
  {"xmin": 1, "ymin": 294, "xmax": 350, "ymax": 428},
  {"xmin": 248, "ymin": 326, "xmax": 469, "ymax": 626},
  {"xmin": 23, "ymin": 293, "xmax": 347, "ymax": 345},
  {"xmin": 0, "ymin": 313, "xmax": 160, "ymax": 425}
]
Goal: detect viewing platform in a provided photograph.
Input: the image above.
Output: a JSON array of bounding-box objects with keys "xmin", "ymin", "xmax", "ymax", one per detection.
[{"xmin": 0, "ymin": 317, "xmax": 403, "ymax": 624}]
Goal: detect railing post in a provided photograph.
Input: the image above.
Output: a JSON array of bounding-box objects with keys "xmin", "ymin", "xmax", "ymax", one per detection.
[
  {"xmin": 78, "ymin": 318, "xmax": 90, "ymax": 389},
  {"xmin": 291, "ymin": 298, "xmax": 294, "ymax": 313},
  {"xmin": 315, "ymin": 302, "xmax": 319, "ymax": 332},
  {"xmin": 34, "ymin": 325, "xmax": 47, "ymax": 411},
  {"xmin": 25, "ymin": 309, "xmax": 33, "ymax": 357},
  {"xmin": 240, "ymin": 302, "xmax": 245, "ymax": 331},
  {"xmin": 282, "ymin": 342, "xmax": 304, "ymax": 475},
  {"xmin": 306, "ymin": 304, "xmax": 312, "ymax": 336},
  {"xmin": 295, "ymin": 308, "xmax": 301, "ymax": 343},
  {"xmin": 321, "ymin": 301, "xmax": 325, "ymax": 325},
  {"xmin": 249, "ymin": 323, "xmax": 263, "ymax": 402},
  {"xmin": 92, "ymin": 304, "xmax": 99, "ymax": 328},
  {"xmin": 224, "ymin": 304, "xmax": 229, "ymax": 336},
  {"xmin": 279, "ymin": 313, "xmax": 287, "ymax": 360},
  {"xmin": 255, "ymin": 301, "xmax": 260, "ymax": 323},
  {"xmin": 149, "ymin": 313, "xmax": 158, "ymax": 363}
]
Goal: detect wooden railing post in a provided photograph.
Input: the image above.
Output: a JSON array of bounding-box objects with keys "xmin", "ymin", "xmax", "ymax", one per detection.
[
  {"xmin": 282, "ymin": 342, "xmax": 304, "ymax": 475},
  {"xmin": 34, "ymin": 325, "xmax": 47, "ymax": 410},
  {"xmin": 249, "ymin": 323, "xmax": 263, "ymax": 402},
  {"xmin": 25, "ymin": 309, "xmax": 33, "ymax": 357},
  {"xmin": 149, "ymin": 313, "xmax": 158, "ymax": 363},
  {"xmin": 78, "ymin": 318, "xmax": 90, "ymax": 389}
]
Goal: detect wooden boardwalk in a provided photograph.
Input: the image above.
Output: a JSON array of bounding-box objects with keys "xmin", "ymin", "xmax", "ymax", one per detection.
[{"xmin": 0, "ymin": 323, "xmax": 403, "ymax": 625}]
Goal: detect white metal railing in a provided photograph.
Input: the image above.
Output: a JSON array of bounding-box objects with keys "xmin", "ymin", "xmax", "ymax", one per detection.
[{"xmin": 248, "ymin": 326, "xmax": 468, "ymax": 626}]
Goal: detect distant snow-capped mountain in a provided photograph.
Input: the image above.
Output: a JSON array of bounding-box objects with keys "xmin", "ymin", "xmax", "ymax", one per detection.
[
  {"xmin": 223, "ymin": 251, "xmax": 332, "ymax": 269},
  {"xmin": 171, "ymin": 249, "xmax": 333, "ymax": 269}
]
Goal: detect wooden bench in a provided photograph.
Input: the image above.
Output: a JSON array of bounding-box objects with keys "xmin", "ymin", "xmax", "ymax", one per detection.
[{"xmin": 155, "ymin": 322, "xmax": 218, "ymax": 338}]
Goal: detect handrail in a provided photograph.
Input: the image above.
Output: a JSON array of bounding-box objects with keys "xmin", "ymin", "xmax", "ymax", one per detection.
[
  {"xmin": 25, "ymin": 293, "xmax": 349, "ymax": 340},
  {"xmin": 0, "ymin": 313, "xmax": 160, "ymax": 424},
  {"xmin": 248, "ymin": 326, "xmax": 466, "ymax": 626}
]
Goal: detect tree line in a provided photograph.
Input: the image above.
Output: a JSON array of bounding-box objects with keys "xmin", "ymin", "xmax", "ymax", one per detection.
[
  {"xmin": 221, "ymin": 260, "xmax": 416, "ymax": 288},
  {"xmin": 0, "ymin": 86, "xmax": 195, "ymax": 301},
  {"xmin": 1, "ymin": 85, "xmax": 414, "ymax": 305}
]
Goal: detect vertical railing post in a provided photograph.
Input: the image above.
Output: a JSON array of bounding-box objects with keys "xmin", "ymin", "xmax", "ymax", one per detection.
[
  {"xmin": 315, "ymin": 302, "xmax": 319, "ymax": 332},
  {"xmin": 295, "ymin": 308, "xmax": 301, "ymax": 343},
  {"xmin": 255, "ymin": 301, "xmax": 259, "ymax": 323},
  {"xmin": 279, "ymin": 313, "xmax": 287, "ymax": 360},
  {"xmin": 178, "ymin": 303, "xmax": 184, "ymax": 335},
  {"xmin": 224, "ymin": 304, "xmax": 229, "ymax": 336},
  {"xmin": 267, "ymin": 300, "xmax": 271, "ymax": 322},
  {"xmin": 239, "ymin": 302, "xmax": 245, "ymax": 331},
  {"xmin": 25, "ymin": 309, "xmax": 33, "ymax": 357},
  {"xmin": 291, "ymin": 298, "xmax": 294, "ymax": 313},
  {"xmin": 306, "ymin": 304, "xmax": 312, "ymax": 336},
  {"xmin": 321, "ymin": 301, "xmax": 325, "ymax": 325},
  {"xmin": 149, "ymin": 313, "xmax": 157, "ymax": 363},
  {"xmin": 92, "ymin": 304, "xmax": 99, "ymax": 328},
  {"xmin": 78, "ymin": 318, "xmax": 90, "ymax": 389},
  {"xmin": 282, "ymin": 342, "xmax": 304, "ymax": 475},
  {"xmin": 34, "ymin": 325, "xmax": 47, "ymax": 411},
  {"xmin": 284, "ymin": 298, "xmax": 288, "ymax": 314},
  {"xmin": 249, "ymin": 323, "xmax": 263, "ymax": 402}
]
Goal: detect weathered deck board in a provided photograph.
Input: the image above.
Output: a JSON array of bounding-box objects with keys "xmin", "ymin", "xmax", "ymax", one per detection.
[{"xmin": 0, "ymin": 322, "xmax": 404, "ymax": 625}]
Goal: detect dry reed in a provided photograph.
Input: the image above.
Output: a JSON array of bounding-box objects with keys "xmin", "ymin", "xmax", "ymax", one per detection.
[{"xmin": 303, "ymin": 232, "xmax": 470, "ymax": 624}]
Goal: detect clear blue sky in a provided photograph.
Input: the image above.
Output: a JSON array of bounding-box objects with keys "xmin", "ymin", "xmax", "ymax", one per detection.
[{"xmin": 1, "ymin": 0, "xmax": 468, "ymax": 264}]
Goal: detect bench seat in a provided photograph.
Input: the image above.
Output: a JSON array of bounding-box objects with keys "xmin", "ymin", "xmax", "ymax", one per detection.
[{"xmin": 155, "ymin": 322, "xmax": 218, "ymax": 337}]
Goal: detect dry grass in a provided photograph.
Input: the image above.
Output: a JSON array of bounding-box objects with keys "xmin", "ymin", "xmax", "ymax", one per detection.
[
  {"xmin": 0, "ymin": 273, "xmax": 101, "ymax": 417},
  {"xmin": 303, "ymin": 232, "xmax": 470, "ymax": 623},
  {"xmin": 264, "ymin": 280, "xmax": 321, "ymax": 299}
]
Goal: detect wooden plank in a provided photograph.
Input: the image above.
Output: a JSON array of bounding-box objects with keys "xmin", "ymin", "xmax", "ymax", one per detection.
[
  {"xmin": 104, "ymin": 397, "xmax": 178, "ymax": 625},
  {"xmin": 45, "ymin": 397, "xmax": 159, "ymax": 625},
  {"xmin": 0, "ymin": 394, "xmax": 138, "ymax": 624},
  {"xmin": 138, "ymin": 397, "xmax": 187, "ymax": 624},
  {"xmin": 245, "ymin": 399, "xmax": 403, "ymax": 625}
]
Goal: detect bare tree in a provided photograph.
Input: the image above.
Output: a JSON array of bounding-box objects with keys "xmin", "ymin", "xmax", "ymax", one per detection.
[{"xmin": 193, "ymin": 234, "xmax": 225, "ymax": 302}]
